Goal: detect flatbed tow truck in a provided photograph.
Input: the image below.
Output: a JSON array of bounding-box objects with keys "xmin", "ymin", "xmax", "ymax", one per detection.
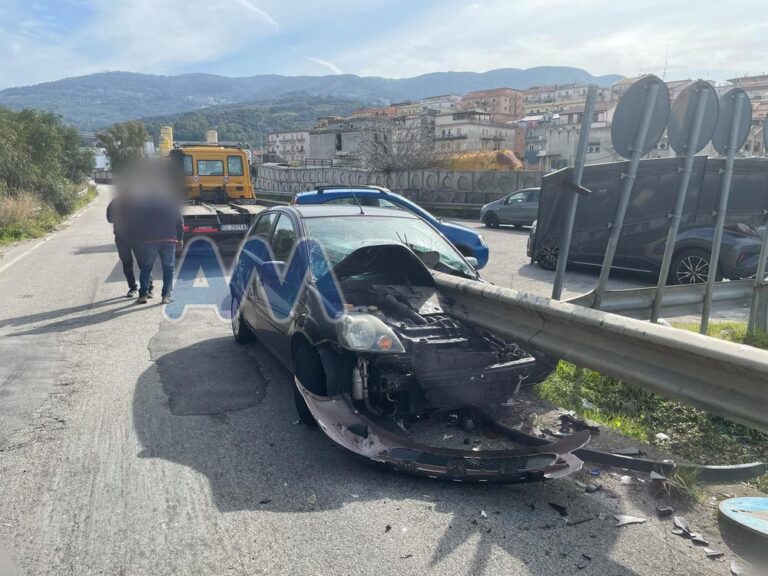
[{"xmin": 170, "ymin": 143, "xmax": 267, "ymax": 243}]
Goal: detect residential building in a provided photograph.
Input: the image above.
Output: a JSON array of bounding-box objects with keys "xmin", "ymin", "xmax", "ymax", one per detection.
[
  {"xmin": 725, "ymin": 74, "xmax": 768, "ymax": 101},
  {"xmin": 523, "ymin": 84, "xmax": 612, "ymax": 115},
  {"xmin": 460, "ymin": 88, "xmax": 525, "ymax": 123},
  {"xmin": 267, "ymin": 130, "xmax": 309, "ymax": 164},
  {"xmin": 349, "ymin": 105, "xmax": 397, "ymax": 119},
  {"xmin": 434, "ymin": 110, "xmax": 517, "ymax": 153},
  {"xmin": 555, "ymin": 101, "xmax": 617, "ymax": 128},
  {"xmin": 421, "ymin": 94, "xmax": 462, "ymax": 112},
  {"xmin": 393, "ymin": 101, "xmax": 425, "ymax": 117},
  {"xmin": 307, "ymin": 116, "xmax": 381, "ymax": 165}
]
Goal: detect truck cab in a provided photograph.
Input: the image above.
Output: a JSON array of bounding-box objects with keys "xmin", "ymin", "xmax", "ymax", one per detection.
[{"xmin": 171, "ymin": 145, "xmax": 254, "ymax": 203}]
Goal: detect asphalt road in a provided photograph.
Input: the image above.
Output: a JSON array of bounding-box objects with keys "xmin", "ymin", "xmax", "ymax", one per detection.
[{"xmin": 0, "ymin": 188, "xmax": 732, "ymax": 575}]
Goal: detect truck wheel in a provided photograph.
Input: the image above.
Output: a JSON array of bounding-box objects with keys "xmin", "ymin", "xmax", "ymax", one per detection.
[
  {"xmin": 293, "ymin": 342, "xmax": 327, "ymax": 426},
  {"xmin": 231, "ymin": 293, "xmax": 256, "ymax": 344},
  {"xmin": 483, "ymin": 212, "xmax": 500, "ymax": 228},
  {"xmin": 669, "ymin": 249, "xmax": 720, "ymax": 285}
]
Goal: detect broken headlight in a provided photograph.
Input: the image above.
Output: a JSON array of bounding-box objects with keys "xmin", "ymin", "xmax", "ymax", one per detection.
[{"xmin": 337, "ymin": 313, "xmax": 405, "ymax": 354}]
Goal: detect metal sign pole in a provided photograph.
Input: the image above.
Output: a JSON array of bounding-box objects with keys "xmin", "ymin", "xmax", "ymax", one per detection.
[
  {"xmin": 700, "ymin": 90, "xmax": 750, "ymax": 334},
  {"xmin": 592, "ymin": 82, "xmax": 663, "ymax": 309},
  {"xmin": 552, "ymin": 85, "xmax": 598, "ymax": 300},
  {"xmin": 650, "ymin": 82, "xmax": 717, "ymax": 323},
  {"xmin": 747, "ymin": 117, "xmax": 768, "ymax": 334}
]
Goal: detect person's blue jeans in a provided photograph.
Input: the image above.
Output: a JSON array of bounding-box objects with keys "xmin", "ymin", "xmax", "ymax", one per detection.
[{"xmin": 139, "ymin": 242, "xmax": 176, "ymax": 297}]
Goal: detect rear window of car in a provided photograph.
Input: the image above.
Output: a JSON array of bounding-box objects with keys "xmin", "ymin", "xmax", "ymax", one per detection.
[{"xmin": 197, "ymin": 160, "xmax": 224, "ymax": 176}]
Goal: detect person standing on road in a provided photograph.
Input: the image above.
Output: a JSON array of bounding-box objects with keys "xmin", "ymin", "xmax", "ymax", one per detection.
[
  {"xmin": 134, "ymin": 185, "xmax": 184, "ymax": 305},
  {"xmin": 106, "ymin": 192, "xmax": 152, "ymax": 298}
]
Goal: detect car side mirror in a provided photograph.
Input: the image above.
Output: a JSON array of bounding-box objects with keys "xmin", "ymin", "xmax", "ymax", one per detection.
[{"xmin": 465, "ymin": 256, "xmax": 478, "ymax": 268}]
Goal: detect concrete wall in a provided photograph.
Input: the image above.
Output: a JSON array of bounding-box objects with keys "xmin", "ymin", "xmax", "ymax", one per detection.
[{"xmin": 255, "ymin": 165, "xmax": 544, "ymax": 207}]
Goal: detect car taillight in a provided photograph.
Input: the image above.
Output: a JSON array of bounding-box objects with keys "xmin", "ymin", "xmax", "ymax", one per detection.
[{"xmin": 183, "ymin": 225, "xmax": 190, "ymax": 233}]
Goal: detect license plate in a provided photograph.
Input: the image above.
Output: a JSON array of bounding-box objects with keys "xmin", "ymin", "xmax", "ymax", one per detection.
[{"xmin": 221, "ymin": 224, "xmax": 249, "ymax": 231}]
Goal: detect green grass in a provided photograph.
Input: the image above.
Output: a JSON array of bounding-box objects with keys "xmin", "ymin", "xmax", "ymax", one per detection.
[
  {"xmin": 0, "ymin": 184, "xmax": 96, "ymax": 247},
  {"xmin": 536, "ymin": 322, "xmax": 768, "ymax": 491}
]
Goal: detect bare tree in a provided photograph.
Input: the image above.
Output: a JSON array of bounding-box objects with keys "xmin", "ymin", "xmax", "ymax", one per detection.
[{"xmin": 357, "ymin": 115, "xmax": 445, "ymax": 172}]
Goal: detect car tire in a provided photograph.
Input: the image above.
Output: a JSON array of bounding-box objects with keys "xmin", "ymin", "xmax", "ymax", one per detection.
[
  {"xmin": 669, "ymin": 249, "xmax": 721, "ymax": 285},
  {"xmin": 536, "ymin": 244, "xmax": 559, "ymax": 271},
  {"xmin": 483, "ymin": 212, "xmax": 500, "ymax": 228},
  {"xmin": 293, "ymin": 342, "xmax": 327, "ymax": 426},
  {"xmin": 231, "ymin": 293, "xmax": 256, "ymax": 344}
]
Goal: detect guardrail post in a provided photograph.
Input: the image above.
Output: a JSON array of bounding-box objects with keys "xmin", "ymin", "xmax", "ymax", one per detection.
[{"xmin": 752, "ymin": 283, "xmax": 768, "ymax": 333}]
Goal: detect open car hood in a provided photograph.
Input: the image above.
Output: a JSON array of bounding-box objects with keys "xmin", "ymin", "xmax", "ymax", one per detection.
[{"xmin": 295, "ymin": 377, "xmax": 588, "ymax": 483}]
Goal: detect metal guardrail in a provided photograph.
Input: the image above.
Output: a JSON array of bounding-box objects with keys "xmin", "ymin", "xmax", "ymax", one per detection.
[
  {"xmin": 434, "ymin": 272, "xmax": 768, "ymax": 433},
  {"xmin": 565, "ymin": 279, "xmax": 754, "ymax": 320}
]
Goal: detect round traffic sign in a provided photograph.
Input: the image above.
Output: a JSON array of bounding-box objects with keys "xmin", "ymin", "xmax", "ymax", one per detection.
[
  {"xmin": 611, "ymin": 75, "xmax": 670, "ymax": 159},
  {"xmin": 668, "ymin": 80, "xmax": 719, "ymax": 155},
  {"xmin": 711, "ymin": 88, "xmax": 752, "ymax": 155}
]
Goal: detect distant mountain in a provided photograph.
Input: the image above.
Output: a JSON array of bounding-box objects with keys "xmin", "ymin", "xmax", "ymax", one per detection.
[
  {"xmin": 141, "ymin": 93, "xmax": 363, "ymax": 146},
  {"xmin": 0, "ymin": 67, "xmax": 622, "ymax": 130}
]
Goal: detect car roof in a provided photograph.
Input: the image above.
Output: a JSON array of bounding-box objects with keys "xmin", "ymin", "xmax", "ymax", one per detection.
[{"xmin": 278, "ymin": 204, "xmax": 419, "ymax": 219}]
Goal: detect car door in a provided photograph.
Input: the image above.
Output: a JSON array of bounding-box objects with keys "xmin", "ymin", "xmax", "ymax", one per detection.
[
  {"xmin": 237, "ymin": 212, "xmax": 276, "ymax": 330},
  {"xmin": 521, "ymin": 189, "xmax": 540, "ymax": 224},
  {"xmin": 498, "ymin": 191, "xmax": 528, "ymax": 224},
  {"xmin": 260, "ymin": 213, "xmax": 301, "ymax": 364}
]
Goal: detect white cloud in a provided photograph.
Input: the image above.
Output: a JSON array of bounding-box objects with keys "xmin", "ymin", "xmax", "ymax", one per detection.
[{"xmin": 304, "ymin": 57, "xmax": 342, "ymax": 75}]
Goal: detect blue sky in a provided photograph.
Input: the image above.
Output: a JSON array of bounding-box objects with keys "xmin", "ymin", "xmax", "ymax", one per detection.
[{"xmin": 1, "ymin": 0, "xmax": 766, "ymax": 89}]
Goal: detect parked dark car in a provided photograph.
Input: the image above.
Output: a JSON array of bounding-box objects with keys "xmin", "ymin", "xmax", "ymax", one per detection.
[
  {"xmin": 294, "ymin": 185, "xmax": 490, "ymax": 268},
  {"xmin": 228, "ymin": 205, "xmax": 585, "ymax": 482},
  {"xmin": 528, "ymin": 158, "xmax": 768, "ymax": 284},
  {"xmin": 480, "ymin": 188, "xmax": 540, "ymax": 228}
]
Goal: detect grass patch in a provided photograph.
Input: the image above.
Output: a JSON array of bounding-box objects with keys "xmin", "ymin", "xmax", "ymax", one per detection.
[
  {"xmin": 0, "ymin": 184, "xmax": 96, "ymax": 247},
  {"xmin": 536, "ymin": 322, "xmax": 768, "ymax": 491}
]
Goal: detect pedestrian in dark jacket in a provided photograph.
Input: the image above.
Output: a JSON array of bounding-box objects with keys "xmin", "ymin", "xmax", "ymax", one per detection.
[
  {"xmin": 134, "ymin": 194, "xmax": 184, "ymax": 304},
  {"xmin": 106, "ymin": 195, "xmax": 152, "ymax": 298}
]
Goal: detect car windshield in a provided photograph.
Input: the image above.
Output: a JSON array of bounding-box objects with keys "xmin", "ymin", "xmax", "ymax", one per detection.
[{"xmin": 303, "ymin": 215, "xmax": 475, "ymax": 279}]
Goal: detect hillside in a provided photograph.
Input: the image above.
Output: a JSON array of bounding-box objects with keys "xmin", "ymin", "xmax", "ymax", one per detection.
[
  {"xmin": 0, "ymin": 67, "xmax": 622, "ymax": 130},
  {"xmin": 141, "ymin": 94, "xmax": 363, "ymax": 146}
]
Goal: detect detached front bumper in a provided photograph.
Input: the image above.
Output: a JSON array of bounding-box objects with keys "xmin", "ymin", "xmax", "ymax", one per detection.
[{"xmin": 296, "ymin": 377, "xmax": 588, "ymax": 483}]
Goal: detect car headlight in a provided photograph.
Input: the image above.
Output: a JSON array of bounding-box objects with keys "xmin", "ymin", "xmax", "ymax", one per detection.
[
  {"xmin": 477, "ymin": 234, "xmax": 487, "ymax": 247},
  {"xmin": 337, "ymin": 313, "xmax": 405, "ymax": 354}
]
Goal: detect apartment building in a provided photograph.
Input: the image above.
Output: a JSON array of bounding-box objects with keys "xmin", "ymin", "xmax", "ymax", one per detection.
[
  {"xmin": 267, "ymin": 130, "xmax": 309, "ymax": 164},
  {"xmin": 460, "ymin": 88, "xmax": 525, "ymax": 123},
  {"xmin": 434, "ymin": 110, "xmax": 517, "ymax": 153},
  {"xmin": 421, "ymin": 94, "xmax": 462, "ymax": 112},
  {"xmin": 523, "ymin": 84, "xmax": 612, "ymax": 115}
]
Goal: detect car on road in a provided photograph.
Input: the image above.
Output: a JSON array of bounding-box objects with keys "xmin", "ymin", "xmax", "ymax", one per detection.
[
  {"xmin": 527, "ymin": 219, "xmax": 765, "ymax": 284},
  {"xmin": 229, "ymin": 205, "xmax": 585, "ymax": 482},
  {"xmin": 293, "ymin": 185, "xmax": 490, "ymax": 268},
  {"xmin": 480, "ymin": 188, "xmax": 540, "ymax": 228}
]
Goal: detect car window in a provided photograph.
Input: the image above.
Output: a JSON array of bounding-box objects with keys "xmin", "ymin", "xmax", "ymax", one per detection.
[
  {"xmin": 251, "ymin": 212, "xmax": 276, "ymax": 238},
  {"xmin": 197, "ymin": 159, "xmax": 224, "ymax": 176},
  {"xmin": 270, "ymin": 214, "xmax": 297, "ymax": 261},
  {"xmin": 182, "ymin": 155, "xmax": 193, "ymax": 176},
  {"xmin": 227, "ymin": 155, "xmax": 244, "ymax": 176},
  {"xmin": 506, "ymin": 192, "xmax": 527, "ymax": 204},
  {"xmin": 378, "ymin": 198, "xmax": 403, "ymax": 211},
  {"xmin": 323, "ymin": 197, "xmax": 380, "ymax": 207},
  {"xmin": 527, "ymin": 190, "xmax": 540, "ymax": 202}
]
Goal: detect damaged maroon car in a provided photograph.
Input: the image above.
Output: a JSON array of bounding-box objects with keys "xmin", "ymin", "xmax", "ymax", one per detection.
[{"xmin": 229, "ymin": 205, "xmax": 588, "ymax": 482}]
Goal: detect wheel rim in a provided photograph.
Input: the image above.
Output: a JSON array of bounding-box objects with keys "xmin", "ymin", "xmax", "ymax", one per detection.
[
  {"xmin": 676, "ymin": 255, "xmax": 710, "ymax": 284},
  {"xmin": 539, "ymin": 246, "xmax": 559, "ymax": 269},
  {"xmin": 485, "ymin": 213, "xmax": 498, "ymax": 227}
]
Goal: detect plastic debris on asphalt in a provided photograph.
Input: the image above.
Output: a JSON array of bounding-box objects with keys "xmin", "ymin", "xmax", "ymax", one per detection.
[
  {"xmin": 614, "ymin": 515, "xmax": 646, "ymax": 527},
  {"xmin": 576, "ymin": 554, "xmax": 591, "ymax": 570}
]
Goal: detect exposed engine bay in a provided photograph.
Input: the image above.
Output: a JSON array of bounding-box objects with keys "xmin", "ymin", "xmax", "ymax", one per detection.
[{"xmin": 325, "ymin": 243, "xmax": 549, "ymax": 419}]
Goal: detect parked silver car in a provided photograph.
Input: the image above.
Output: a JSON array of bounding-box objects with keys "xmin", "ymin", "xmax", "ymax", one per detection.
[{"xmin": 480, "ymin": 188, "xmax": 540, "ymax": 228}]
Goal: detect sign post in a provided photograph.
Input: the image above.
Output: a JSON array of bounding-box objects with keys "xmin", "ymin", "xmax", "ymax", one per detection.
[
  {"xmin": 650, "ymin": 81, "xmax": 719, "ymax": 322},
  {"xmin": 592, "ymin": 75, "xmax": 670, "ymax": 309},
  {"xmin": 700, "ymin": 88, "xmax": 752, "ymax": 334},
  {"xmin": 748, "ymin": 116, "xmax": 768, "ymax": 334},
  {"xmin": 552, "ymin": 85, "xmax": 598, "ymax": 300}
]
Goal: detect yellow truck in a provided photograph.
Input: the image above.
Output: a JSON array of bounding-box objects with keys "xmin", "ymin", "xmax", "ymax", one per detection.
[{"xmin": 170, "ymin": 144, "xmax": 266, "ymax": 242}]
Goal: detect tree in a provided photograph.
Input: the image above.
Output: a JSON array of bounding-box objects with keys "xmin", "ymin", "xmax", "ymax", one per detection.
[
  {"xmin": 357, "ymin": 115, "xmax": 445, "ymax": 172},
  {"xmin": 96, "ymin": 121, "xmax": 148, "ymax": 172}
]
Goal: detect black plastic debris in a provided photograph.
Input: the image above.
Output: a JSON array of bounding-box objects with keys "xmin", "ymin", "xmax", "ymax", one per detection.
[
  {"xmin": 657, "ymin": 506, "xmax": 674, "ymax": 518},
  {"xmin": 549, "ymin": 502, "xmax": 568, "ymax": 517},
  {"xmin": 385, "ymin": 525, "xmax": 392, "ymax": 533},
  {"xmin": 585, "ymin": 483, "xmax": 602, "ymax": 494},
  {"xmin": 576, "ymin": 554, "xmax": 592, "ymax": 570},
  {"xmin": 258, "ymin": 498, "xmax": 272, "ymax": 505}
]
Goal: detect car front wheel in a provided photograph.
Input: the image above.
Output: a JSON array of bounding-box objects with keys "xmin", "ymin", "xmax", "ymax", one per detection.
[
  {"xmin": 293, "ymin": 342, "xmax": 327, "ymax": 426},
  {"xmin": 483, "ymin": 212, "xmax": 500, "ymax": 228},
  {"xmin": 669, "ymin": 249, "xmax": 719, "ymax": 285}
]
